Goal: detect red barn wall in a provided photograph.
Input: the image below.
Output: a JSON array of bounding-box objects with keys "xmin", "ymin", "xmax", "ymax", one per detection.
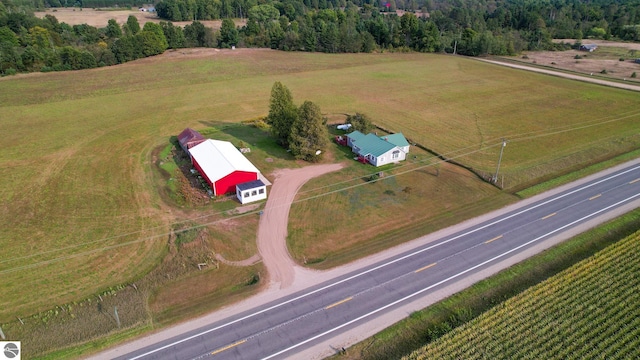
[
  {"xmin": 192, "ymin": 157, "xmax": 215, "ymax": 192},
  {"xmin": 215, "ymin": 171, "xmax": 258, "ymax": 195}
]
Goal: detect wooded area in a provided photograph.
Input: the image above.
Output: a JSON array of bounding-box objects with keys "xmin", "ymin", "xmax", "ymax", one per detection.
[{"xmin": 1, "ymin": 0, "xmax": 640, "ymax": 75}]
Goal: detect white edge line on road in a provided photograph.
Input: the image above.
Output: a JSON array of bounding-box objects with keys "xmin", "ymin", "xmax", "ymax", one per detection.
[
  {"xmin": 129, "ymin": 164, "xmax": 640, "ymax": 360},
  {"xmin": 261, "ymin": 192, "xmax": 640, "ymax": 360}
]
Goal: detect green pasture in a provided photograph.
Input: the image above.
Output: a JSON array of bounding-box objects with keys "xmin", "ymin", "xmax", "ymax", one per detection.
[{"xmin": 1, "ymin": 49, "xmax": 639, "ymax": 354}]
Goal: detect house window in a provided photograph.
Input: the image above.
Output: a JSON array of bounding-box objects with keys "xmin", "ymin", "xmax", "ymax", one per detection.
[
  {"xmin": 251, "ymin": 190, "xmax": 257, "ymax": 196},
  {"xmin": 244, "ymin": 192, "xmax": 250, "ymax": 197},
  {"xmin": 259, "ymin": 188, "xmax": 264, "ymax": 194},
  {"xmin": 392, "ymin": 150, "xmax": 400, "ymax": 159}
]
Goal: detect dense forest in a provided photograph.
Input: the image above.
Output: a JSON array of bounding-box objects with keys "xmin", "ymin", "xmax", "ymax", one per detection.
[{"xmin": 1, "ymin": 0, "xmax": 640, "ymax": 75}]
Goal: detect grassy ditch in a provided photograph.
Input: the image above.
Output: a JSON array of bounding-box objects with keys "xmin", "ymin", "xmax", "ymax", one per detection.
[
  {"xmin": 332, "ymin": 207, "xmax": 640, "ymax": 360},
  {"xmin": 288, "ymin": 150, "xmax": 518, "ymax": 268},
  {"xmin": 516, "ymin": 148, "xmax": 640, "ymax": 198}
]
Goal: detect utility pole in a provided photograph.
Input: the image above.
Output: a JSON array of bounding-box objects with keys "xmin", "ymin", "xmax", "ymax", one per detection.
[{"xmin": 493, "ymin": 138, "xmax": 507, "ymax": 184}]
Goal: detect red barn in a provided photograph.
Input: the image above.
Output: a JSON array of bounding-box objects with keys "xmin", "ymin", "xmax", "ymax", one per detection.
[{"xmin": 189, "ymin": 139, "xmax": 260, "ymax": 196}]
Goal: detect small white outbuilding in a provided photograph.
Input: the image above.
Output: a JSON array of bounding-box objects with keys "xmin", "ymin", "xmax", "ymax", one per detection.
[{"xmin": 236, "ymin": 180, "xmax": 267, "ymax": 204}]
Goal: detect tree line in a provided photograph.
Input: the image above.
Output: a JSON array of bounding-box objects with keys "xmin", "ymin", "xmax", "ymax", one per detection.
[
  {"xmin": 0, "ymin": 10, "xmax": 172, "ymax": 74},
  {"xmin": 156, "ymin": 0, "xmax": 640, "ymax": 53},
  {"xmin": 2, "ymin": 0, "xmax": 640, "ymax": 75}
]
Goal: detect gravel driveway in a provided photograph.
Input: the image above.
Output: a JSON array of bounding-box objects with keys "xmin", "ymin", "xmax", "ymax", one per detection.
[{"xmin": 257, "ymin": 163, "xmax": 345, "ymax": 289}]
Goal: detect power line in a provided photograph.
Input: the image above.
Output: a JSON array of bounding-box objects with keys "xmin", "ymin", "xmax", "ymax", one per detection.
[
  {"xmin": 0, "ymin": 143, "xmax": 497, "ymax": 275},
  {"xmin": 2, "ymin": 110, "xmax": 639, "ymax": 274}
]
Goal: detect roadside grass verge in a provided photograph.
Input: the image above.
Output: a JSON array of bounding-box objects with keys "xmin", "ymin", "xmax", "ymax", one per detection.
[
  {"xmin": 148, "ymin": 264, "xmax": 265, "ymax": 326},
  {"xmin": 333, "ymin": 207, "xmax": 640, "ymax": 360},
  {"xmin": 516, "ymin": 148, "xmax": 640, "ymax": 198},
  {"xmin": 20, "ymin": 219, "xmax": 263, "ymax": 359},
  {"xmin": 36, "ymin": 325, "xmax": 153, "ymax": 360},
  {"xmin": 288, "ymin": 151, "xmax": 517, "ymax": 268}
]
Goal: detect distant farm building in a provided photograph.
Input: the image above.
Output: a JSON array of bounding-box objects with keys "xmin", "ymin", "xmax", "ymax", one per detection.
[
  {"xmin": 338, "ymin": 131, "xmax": 410, "ymax": 166},
  {"xmin": 579, "ymin": 44, "xmax": 598, "ymax": 52},
  {"xmin": 177, "ymin": 128, "xmax": 206, "ymax": 155},
  {"xmin": 189, "ymin": 139, "xmax": 262, "ymax": 197},
  {"xmin": 236, "ymin": 180, "xmax": 267, "ymax": 204}
]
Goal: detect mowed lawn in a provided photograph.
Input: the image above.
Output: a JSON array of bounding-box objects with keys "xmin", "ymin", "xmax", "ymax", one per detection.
[{"xmin": 1, "ymin": 49, "xmax": 639, "ymax": 323}]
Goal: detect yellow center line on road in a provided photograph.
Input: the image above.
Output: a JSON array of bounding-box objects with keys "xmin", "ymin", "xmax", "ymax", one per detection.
[
  {"xmin": 325, "ymin": 297, "xmax": 353, "ymax": 310},
  {"xmin": 541, "ymin": 212, "xmax": 556, "ymax": 220},
  {"xmin": 630, "ymin": 178, "xmax": 640, "ymax": 184},
  {"xmin": 211, "ymin": 339, "xmax": 247, "ymax": 355},
  {"xmin": 589, "ymin": 194, "xmax": 602, "ymax": 200},
  {"xmin": 484, "ymin": 235, "xmax": 503, "ymax": 244},
  {"xmin": 415, "ymin": 263, "xmax": 437, "ymax": 273}
]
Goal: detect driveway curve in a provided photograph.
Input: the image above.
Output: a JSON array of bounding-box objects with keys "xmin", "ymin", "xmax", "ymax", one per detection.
[{"xmin": 257, "ymin": 163, "xmax": 345, "ymax": 289}]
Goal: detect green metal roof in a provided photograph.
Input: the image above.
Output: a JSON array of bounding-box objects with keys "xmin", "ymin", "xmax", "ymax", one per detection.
[
  {"xmin": 356, "ymin": 133, "xmax": 396, "ymax": 157},
  {"xmin": 380, "ymin": 133, "xmax": 409, "ymax": 147},
  {"xmin": 346, "ymin": 130, "xmax": 366, "ymax": 141}
]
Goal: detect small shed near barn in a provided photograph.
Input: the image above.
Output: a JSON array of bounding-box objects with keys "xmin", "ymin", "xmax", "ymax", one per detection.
[
  {"xmin": 178, "ymin": 128, "xmax": 206, "ymax": 155},
  {"xmin": 189, "ymin": 139, "xmax": 261, "ymax": 196},
  {"xmin": 236, "ymin": 180, "xmax": 267, "ymax": 204}
]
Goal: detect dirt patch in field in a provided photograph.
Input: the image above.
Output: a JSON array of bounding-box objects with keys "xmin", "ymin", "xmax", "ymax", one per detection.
[
  {"xmin": 35, "ymin": 8, "xmax": 246, "ymax": 29},
  {"xmin": 513, "ymin": 39, "xmax": 640, "ymax": 81},
  {"xmin": 554, "ymin": 39, "xmax": 640, "ymax": 51}
]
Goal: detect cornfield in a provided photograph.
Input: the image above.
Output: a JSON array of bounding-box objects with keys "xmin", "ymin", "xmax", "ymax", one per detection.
[{"xmin": 404, "ymin": 231, "xmax": 640, "ymax": 360}]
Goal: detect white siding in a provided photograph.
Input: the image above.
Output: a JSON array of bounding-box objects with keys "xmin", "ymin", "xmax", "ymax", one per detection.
[{"xmin": 236, "ymin": 185, "xmax": 267, "ymax": 204}]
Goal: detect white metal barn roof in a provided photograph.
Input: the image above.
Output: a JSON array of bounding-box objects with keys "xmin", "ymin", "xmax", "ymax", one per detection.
[{"xmin": 189, "ymin": 139, "xmax": 260, "ymax": 182}]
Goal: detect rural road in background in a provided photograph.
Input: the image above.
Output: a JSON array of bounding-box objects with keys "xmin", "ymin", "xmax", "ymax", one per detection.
[
  {"xmin": 479, "ymin": 58, "xmax": 640, "ymax": 92},
  {"xmin": 98, "ymin": 158, "xmax": 640, "ymax": 360}
]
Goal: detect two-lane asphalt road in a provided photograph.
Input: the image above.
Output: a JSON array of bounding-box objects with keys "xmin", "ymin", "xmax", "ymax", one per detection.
[{"xmin": 115, "ymin": 161, "xmax": 640, "ymax": 360}]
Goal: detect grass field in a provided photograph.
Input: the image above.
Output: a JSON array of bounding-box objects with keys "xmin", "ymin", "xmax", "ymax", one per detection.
[
  {"xmin": 1, "ymin": 49, "xmax": 639, "ymax": 355},
  {"xmin": 404, "ymin": 229, "xmax": 640, "ymax": 360}
]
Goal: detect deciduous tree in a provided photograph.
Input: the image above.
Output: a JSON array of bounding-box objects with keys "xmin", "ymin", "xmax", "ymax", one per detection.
[
  {"xmin": 346, "ymin": 113, "xmax": 374, "ymax": 134},
  {"xmin": 289, "ymin": 100, "xmax": 329, "ymax": 162}
]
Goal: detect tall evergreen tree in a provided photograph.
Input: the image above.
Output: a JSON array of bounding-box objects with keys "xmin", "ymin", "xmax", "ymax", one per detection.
[
  {"xmin": 124, "ymin": 15, "xmax": 141, "ymax": 36},
  {"xmin": 289, "ymin": 100, "xmax": 329, "ymax": 162},
  {"xmin": 219, "ymin": 18, "xmax": 238, "ymax": 47},
  {"xmin": 267, "ymin": 81, "xmax": 298, "ymax": 146},
  {"xmin": 105, "ymin": 18, "xmax": 122, "ymax": 38}
]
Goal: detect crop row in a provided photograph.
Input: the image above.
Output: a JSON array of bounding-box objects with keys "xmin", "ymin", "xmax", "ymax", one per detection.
[{"xmin": 404, "ymin": 231, "xmax": 640, "ymax": 360}]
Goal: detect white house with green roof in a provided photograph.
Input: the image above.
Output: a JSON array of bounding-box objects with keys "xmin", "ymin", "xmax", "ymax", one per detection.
[{"xmin": 345, "ymin": 131, "xmax": 410, "ymax": 166}]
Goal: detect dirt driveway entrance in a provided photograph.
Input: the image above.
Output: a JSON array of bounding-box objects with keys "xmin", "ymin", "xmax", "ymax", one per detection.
[{"xmin": 257, "ymin": 163, "xmax": 345, "ymax": 289}]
